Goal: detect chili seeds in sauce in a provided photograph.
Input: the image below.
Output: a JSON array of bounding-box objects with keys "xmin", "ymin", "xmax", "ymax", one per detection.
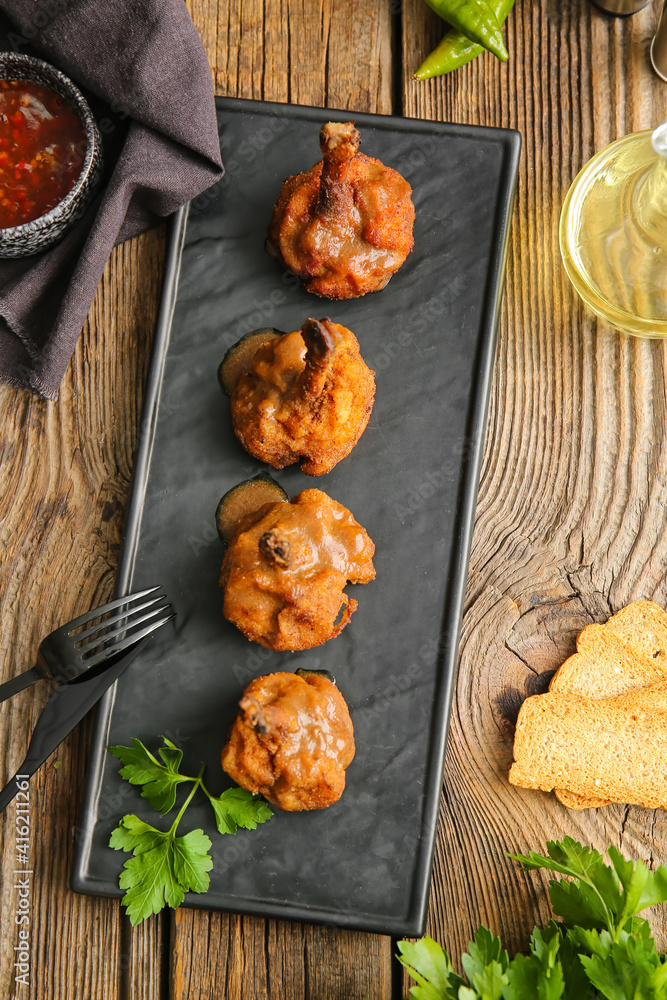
[{"xmin": 0, "ymin": 79, "xmax": 87, "ymax": 229}]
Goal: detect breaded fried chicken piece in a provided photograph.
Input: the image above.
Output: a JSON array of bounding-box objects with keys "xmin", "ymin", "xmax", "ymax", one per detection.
[
  {"xmin": 231, "ymin": 318, "xmax": 375, "ymax": 476},
  {"xmin": 267, "ymin": 122, "xmax": 415, "ymax": 299},
  {"xmin": 220, "ymin": 488, "xmax": 375, "ymax": 651},
  {"xmin": 221, "ymin": 670, "xmax": 355, "ymax": 810}
]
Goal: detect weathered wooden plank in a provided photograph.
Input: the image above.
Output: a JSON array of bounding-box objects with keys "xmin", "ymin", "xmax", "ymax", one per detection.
[
  {"xmin": 0, "ymin": 226, "xmax": 166, "ymax": 1000},
  {"xmin": 402, "ymin": 0, "xmax": 667, "ymax": 976},
  {"xmin": 8, "ymin": 0, "xmax": 664, "ymax": 995},
  {"xmin": 171, "ymin": 910, "xmax": 394, "ymax": 1000}
]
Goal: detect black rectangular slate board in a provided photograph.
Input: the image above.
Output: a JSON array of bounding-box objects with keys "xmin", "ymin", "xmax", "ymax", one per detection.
[{"xmin": 71, "ymin": 98, "xmax": 520, "ymax": 937}]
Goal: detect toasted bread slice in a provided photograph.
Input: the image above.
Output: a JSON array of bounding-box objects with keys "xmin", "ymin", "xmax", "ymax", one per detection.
[
  {"xmin": 509, "ymin": 683, "xmax": 667, "ymax": 810},
  {"xmin": 547, "ymin": 602, "xmax": 667, "ymax": 809},
  {"xmin": 554, "ymin": 787, "xmax": 602, "ymax": 810},
  {"xmin": 550, "ymin": 620, "xmax": 667, "ymax": 697},
  {"xmin": 551, "ymin": 627, "xmax": 635, "ymax": 809},
  {"xmin": 603, "ymin": 600, "xmax": 667, "ymax": 664}
]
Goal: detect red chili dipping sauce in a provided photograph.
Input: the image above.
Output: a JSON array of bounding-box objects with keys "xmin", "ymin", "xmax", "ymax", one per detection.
[{"xmin": 0, "ymin": 79, "xmax": 87, "ymax": 229}]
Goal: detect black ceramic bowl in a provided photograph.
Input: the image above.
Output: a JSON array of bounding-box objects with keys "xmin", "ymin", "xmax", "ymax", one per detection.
[{"xmin": 0, "ymin": 53, "xmax": 103, "ymax": 258}]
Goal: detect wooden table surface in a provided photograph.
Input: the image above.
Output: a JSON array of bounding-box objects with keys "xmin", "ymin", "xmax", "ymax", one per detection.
[{"xmin": 2, "ymin": 0, "xmax": 667, "ymax": 996}]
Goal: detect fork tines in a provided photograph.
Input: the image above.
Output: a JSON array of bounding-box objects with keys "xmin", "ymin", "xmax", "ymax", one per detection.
[
  {"xmin": 72, "ymin": 588, "xmax": 174, "ymax": 668},
  {"xmin": 65, "ymin": 586, "xmax": 164, "ymax": 634}
]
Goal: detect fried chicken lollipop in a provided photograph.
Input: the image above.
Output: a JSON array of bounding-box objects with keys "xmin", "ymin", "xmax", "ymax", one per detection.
[
  {"xmin": 221, "ymin": 669, "xmax": 355, "ymax": 810},
  {"xmin": 267, "ymin": 121, "xmax": 415, "ymax": 299},
  {"xmin": 225, "ymin": 318, "xmax": 375, "ymax": 476},
  {"xmin": 218, "ymin": 486, "xmax": 375, "ymax": 651}
]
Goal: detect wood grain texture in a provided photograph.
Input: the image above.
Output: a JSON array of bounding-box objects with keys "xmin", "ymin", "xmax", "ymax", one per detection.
[
  {"xmin": 171, "ymin": 911, "xmax": 393, "ymax": 1000},
  {"xmin": 3, "ymin": 0, "xmax": 667, "ymax": 996},
  {"xmin": 403, "ymin": 0, "xmax": 667, "ymax": 973}
]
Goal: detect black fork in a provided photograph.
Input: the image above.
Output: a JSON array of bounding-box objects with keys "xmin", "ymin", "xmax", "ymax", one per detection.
[{"xmin": 0, "ymin": 587, "xmax": 174, "ymax": 704}]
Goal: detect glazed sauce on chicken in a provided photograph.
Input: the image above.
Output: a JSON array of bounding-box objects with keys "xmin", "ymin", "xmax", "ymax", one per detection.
[
  {"xmin": 221, "ymin": 671, "xmax": 355, "ymax": 810},
  {"xmin": 220, "ymin": 489, "xmax": 375, "ymax": 651},
  {"xmin": 0, "ymin": 80, "xmax": 86, "ymax": 229},
  {"xmin": 231, "ymin": 321, "xmax": 375, "ymax": 476},
  {"xmin": 268, "ymin": 122, "xmax": 415, "ymax": 299},
  {"xmin": 291, "ymin": 158, "xmax": 411, "ymax": 286},
  {"xmin": 251, "ymin": 331, "xmax": 307, "ymax": 401}
]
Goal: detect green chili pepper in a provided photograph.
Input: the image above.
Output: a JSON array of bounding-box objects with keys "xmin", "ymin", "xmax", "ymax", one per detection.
[
  {"xmin": 415, "ymin": 0, "xmax": 515, "ymax": 78},
  {"xmin": 422, "ymin": 0, "xmax": 508, "ymax": 62}
]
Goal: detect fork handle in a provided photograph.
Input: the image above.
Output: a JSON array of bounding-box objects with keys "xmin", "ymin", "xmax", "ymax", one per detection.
[{"xmin": 0, "ymin": 667, "xmax": 43, "ymax": 704}]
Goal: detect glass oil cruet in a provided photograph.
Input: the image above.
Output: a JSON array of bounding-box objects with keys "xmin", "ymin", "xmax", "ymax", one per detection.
[{"xmin": 560, "ymin": 121, "xmax": 667, "ymax": 338}]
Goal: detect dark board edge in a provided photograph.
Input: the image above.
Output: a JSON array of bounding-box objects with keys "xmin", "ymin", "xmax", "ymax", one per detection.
[{"xmin": 215, "ymin": 95, "xmax": 522, "ymax": 145}]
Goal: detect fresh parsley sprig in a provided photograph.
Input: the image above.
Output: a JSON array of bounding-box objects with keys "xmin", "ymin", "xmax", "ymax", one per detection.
[
  {"xmin": 107, "ymin": 737, "xmax": 272, "ymax": 925},
  {"xmin": 398, "ymin": 838, "xmax": 667, "ymax": 1000},
  {"xmin": 512, "ymin": 837, "xmax": 667, "ymax": 942}
]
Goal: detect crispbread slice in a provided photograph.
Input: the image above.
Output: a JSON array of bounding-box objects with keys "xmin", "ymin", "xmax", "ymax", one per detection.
[
  {"xmin": 603, "ymin": 600, "xmax": 667, "ymax": 664},
  {"xmin": 554, "ymin": 787, "xmax": 601, "ymax": 810},
  {"xmin": 509, "ymin": 683, "xmax": 667, "ymax": 810},
  {"xmin": 551, "ymin": 627, "xmax": 641, "ymax": 809},
  {"xmin": 550, "ymin": 621, "xmax": 667, "ymax": 697},
  {"xmin": 548, "ymin": 602, "xmax": 667, "ymax": 809}
]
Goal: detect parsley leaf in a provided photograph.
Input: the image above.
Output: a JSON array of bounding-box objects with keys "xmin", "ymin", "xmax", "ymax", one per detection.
[
  {"xmin": 207, "ymin": 786, "xmax": 273, "ymax": 835},
  {"xmin": 109, "ymin": 812, "xmax": 164, "ymax": 853},
  {"xmin": 511, "ymin": 837, "xmax": 667, "ymax": 939},
  {"xmin": 108, "ymin": 738, "xmax": 273, "ymax": 925},
  {"xmin": 460, "ymin": 960, "xmax": 508, "ymax": 1000},
  {"xmin": 548, "ymin": 876, "xmax": 614, "ymax": 932},
  {"xmin": 458, "ymin": 927, "xmax": 510, "ymax": 1000},
  {"xmin": 396, "ymin": 935, "xmax": 458, "ymax": 999},
  {"xmin": 110, "ymin": 809, "xmax": 213, "ymax": 926},
  {"xmin": 607, "ymin": 846, "xmax": 667, "ymax": 923},
  {"xmin": 172, "ymin": 828, "xmax": 214, "ymax": 895},
  {"xmin": 461, "ymin": 926, "xmax": 509, "ymax": 983},
  {"xmin": 116, "ymin": 828, "xmax": 183, "ymax": 922},
  {"xmin": 504, "ymin": 926, "xmax": 564, "ymax": 1000},
  {"xmin": 554, "ymin": 928, "xmax": 594, "ymax": 1000},
  {"xmin": 512, "ymin": 838, "xmax": 620, "ymax": 933},
  {"xmin": 512, "ymin": 838, "xmax": 607, "ymax": 882},
  {"xmin": 579, "ymin": 932, "xmax": 667, "ymax": 1000},
  {"xmin": 108, "ymin": 736, "xmax": 188, "ymax": 814}
]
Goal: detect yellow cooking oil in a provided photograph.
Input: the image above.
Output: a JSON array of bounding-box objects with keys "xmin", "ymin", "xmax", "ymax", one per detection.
[{"xmin": 560, "ymin": 123, "xmax": 667, "ymax": 339}]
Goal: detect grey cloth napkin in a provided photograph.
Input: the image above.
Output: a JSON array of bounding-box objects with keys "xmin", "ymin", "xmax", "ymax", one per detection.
[{"xmin": 0, "ymin": 0, "xmax": 223, "ymax": 399}]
